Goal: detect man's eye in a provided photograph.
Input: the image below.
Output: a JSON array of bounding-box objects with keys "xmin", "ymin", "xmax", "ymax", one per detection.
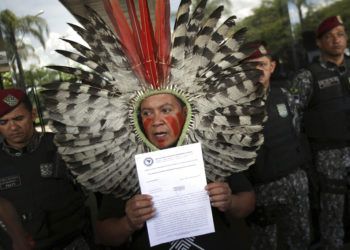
[
  {"xmin": 162, "ymin": 108, "xmax": 172, "ymax": 113},
  {"xmin": 0, "ymin": 120, "xmax": 7, "ymax": 126},
  {"xmin": 141, "ymin": 111, "xmax": 151, "ymax": 117},
  {"xmin": 13, "ymin": 116, "xmax": 24, "ymax": 121},
  {"xmin": 257, "ymin": 62, "xmax": 268, "ymax": 68}
]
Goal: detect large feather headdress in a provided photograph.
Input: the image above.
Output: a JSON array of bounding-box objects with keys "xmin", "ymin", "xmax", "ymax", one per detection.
[{"xmin": 43, "ymin": 0, "xmax": 266, "ymax": 198}]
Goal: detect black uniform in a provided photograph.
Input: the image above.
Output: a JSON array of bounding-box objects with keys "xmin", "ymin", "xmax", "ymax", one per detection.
[
  {"xmin": 303, "ymin": 57, "xmax": 350, "ymax": 145},
  {"xmin": 247, "ymin": 86, "xmax": 310, "ymax": 250},
  {"xmin": 292, "ymin": 56, "xmax": 350, "ymax": 250},
  {"xmin": 0, "ymin": 132, "xmax": 90, "ymax": 249}
]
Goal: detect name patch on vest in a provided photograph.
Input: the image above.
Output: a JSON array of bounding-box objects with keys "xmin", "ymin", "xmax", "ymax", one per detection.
[
  {"xmin": 40, "ymin": 163, "xmax": 54, "ymax": 178},
  {"xmin": 317, "ymin": 76, "xmax": 340, "ymax": 89},
  {"xmin": 0, "ymin": 175, "xmax": 21, "ymax": 190},
  {"xmin": 276, "ymin": 103, "xmax": 288, "ymax": 118}
]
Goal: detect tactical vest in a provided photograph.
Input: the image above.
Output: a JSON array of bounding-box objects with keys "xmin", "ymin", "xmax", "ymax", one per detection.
[
  {"xmin": 249, "ymin": 87, "xmax": 304, "ymax": 184},
  {"xmin": 0, "ymin": 133, "xmax": 88, "ymax": 249},
  {"xmin": 304, "ymin": 57, "xmax": 350, "ymax": 141}
]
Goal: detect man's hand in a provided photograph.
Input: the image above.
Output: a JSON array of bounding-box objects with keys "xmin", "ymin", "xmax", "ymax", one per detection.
[
  {"xmin": 125, "ymin": 194, "xmax": 155, "ymax": 231},
  {"xmin": 205, "ymin": 182, "xmax": 233, "ymax": 212}
]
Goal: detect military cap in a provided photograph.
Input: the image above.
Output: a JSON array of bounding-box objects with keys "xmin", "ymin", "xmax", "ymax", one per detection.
[
  {"xmin": 316, "ymin": 15, "xmax": 344, "ymax": 38},
  {"xmin": 0, "ymin": 88, "xmax": 26, "ymax": 117},
  {"xmin": 244, "ymin": 41, "xmax": 271, "ymax": 60}
]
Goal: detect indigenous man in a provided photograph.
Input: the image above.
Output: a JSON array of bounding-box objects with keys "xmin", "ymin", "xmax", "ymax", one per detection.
[
  {"xmin": 95, "ymin": 93, "xmax": 256, "ymax": 249},
  {"xmin": 42, "ymin": 0, "xmax": 267, "ymax": 249}
]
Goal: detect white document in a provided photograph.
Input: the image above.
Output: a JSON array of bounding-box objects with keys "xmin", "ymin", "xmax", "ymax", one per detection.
[{"xmin": 135, "ymin": 143, "xmax": 215, "ymax": 247}]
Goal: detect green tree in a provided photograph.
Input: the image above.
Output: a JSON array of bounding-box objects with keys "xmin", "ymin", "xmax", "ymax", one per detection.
[
  {"xmin": 1, "ymin": 71, "xmax": 13, "ymax": 89},
  {"xmin": 238, "ymin": 0, "xmax": 292, "ymax": 53},
  {"xmin": 290, "ymin": 0, "xmax": 311, "ymax": 28},
  {"xmin": 237, "ymin": 0, "xmax": 350, "ymax": 71},
  {"xmin": 0, "ymin": 9, "xmax": 48, "ymax": 90},
  {"xmin": 25, "ymin": 65, "xmax": 61, "ymax": 87},
  {"xmin": 302, "ymin": 0, "xmax": 350, "ymax": 36}
]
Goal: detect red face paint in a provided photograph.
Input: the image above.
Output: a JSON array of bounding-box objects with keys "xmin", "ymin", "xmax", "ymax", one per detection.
[
  {"xmin": 166, "ymin": 112, "xmax": 186, "ymax": 138},
  {"xmin": 140, "ymin": 94, "xmax": 187, "ymax": 149},
  {"xmin": 142, "ymin": 117, "xmax": 152, "ymax": 136}
]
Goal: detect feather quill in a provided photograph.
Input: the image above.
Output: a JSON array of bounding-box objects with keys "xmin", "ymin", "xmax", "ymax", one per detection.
[{"xmin": 155, "ymin": 0, "xmax": 171, "ymax": 86}]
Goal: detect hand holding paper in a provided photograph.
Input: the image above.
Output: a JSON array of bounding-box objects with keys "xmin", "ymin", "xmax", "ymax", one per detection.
[
  {"xmin": 125, "ymin": 194, "xmax": 155, "ymax": 231},
  {"xmin": 206, "ymin": 182, "xmax": 233, "ymax": 212}
]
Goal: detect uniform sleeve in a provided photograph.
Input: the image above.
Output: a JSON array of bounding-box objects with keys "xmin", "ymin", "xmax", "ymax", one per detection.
[
  {"xmin": 290, "ymin": 69, "xmax": 314, "ymax": 113},
  {"xmin": 226, "ymin": 172, "xmax": 253, "ymax": 194}
]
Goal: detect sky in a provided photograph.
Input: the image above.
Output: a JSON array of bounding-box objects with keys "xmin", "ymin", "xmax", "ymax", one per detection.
[{"xmin": 0, "ymin": 0, "xmax": 261, "ymax": 69}]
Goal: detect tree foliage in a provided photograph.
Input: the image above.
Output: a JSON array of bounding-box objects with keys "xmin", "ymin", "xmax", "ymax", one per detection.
[
  {"xmin": 2, "ymin": 65, "xmax": 75, "ymax": 89},
  {"xmin": 238, "ymin": 0, "xmax": 292, "ymax": 53},
  {"xmin": 237, "ymin": 0, "xmax": 350, "ymax": 72},
  {"xmin": 302, "ymin": 0, "xmax": 350, "ymax": 36},
  {"xmin": 0, "ymin": 9, "xmax": 48, "ymax": 90}
]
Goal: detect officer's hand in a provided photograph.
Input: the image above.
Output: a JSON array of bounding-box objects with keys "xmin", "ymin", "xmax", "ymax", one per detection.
[
  {"xmin": 205, "ymin": 182, "xmax": 233, "ymax": 212},
  {"xmin": 125, "ymin": 194, "xmax": 155, "ymax": 231}
]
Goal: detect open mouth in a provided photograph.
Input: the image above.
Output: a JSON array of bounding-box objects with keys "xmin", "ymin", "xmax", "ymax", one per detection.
[{"xmin": 153, "ymin": 132, "xmax": 167, "ymax": 139}]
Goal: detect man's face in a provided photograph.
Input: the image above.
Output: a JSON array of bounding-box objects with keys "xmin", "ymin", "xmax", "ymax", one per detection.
[
  {"xmin": 317, "ymin": 25, "xmax": 348, "ymax": 58},
  {"xmin": 0, "ymin": 103, "xmax": 35, "ymax": 149},
  {"xmin": 248, "ymin": 56, "xmax": 276, "ymax": 88},
  {"xmin": 140, "ymin": 94, "xmax": 187, "ymax": 149}
]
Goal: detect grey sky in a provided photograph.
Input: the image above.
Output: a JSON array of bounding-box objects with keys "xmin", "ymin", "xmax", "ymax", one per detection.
[{"xmin": 0, "ymin": 0, "xmax": 260, "ymax": 69}]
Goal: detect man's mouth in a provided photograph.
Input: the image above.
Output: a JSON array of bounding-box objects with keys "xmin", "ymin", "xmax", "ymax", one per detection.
[
  {"xmin": 332, "ymin": 45, "xmax": 342, "ymax": 50},
  {"xmin": 153, "ymin": 131, "xmax": 167, "ymax": 139},
  {"xmin": 9, "ymin": 133, "xmax": 23, "ymax": 139}
]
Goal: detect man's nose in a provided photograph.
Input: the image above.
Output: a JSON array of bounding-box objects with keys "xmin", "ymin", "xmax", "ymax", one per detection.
[
  {"xmin": 8, "ymin": 120, "xmax": 20, "ymax": 130},
  {"xmin": 332, "ymin": 35, "xmax": 341, "ymax": 44},
  {"xmin": 152, "ymin": 112, "xmax": 164, "ymax": 126}
]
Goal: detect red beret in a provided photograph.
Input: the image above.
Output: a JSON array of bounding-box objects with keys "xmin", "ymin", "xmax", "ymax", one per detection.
[
  {"xmin": 245, "ymin": 41, "xmax": 270, "ymax": 61},
  {"xmin": 0, "ymin": 88, "xmax": 26, "ymax": 117},
  {"xmin": 316, "ymin": 16, "xmax": 344, "ymax": 38}
]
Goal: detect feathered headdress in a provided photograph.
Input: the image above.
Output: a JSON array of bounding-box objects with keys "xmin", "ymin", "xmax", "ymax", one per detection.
[{"xmin": 43, "ymin": 0, "xmax": 266, "ymax": 198}]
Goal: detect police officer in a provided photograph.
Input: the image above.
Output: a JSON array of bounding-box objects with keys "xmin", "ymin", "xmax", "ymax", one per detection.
[
  {"xmin": 246, "ymin": 42, "xmax": 310, "ymax": 250},
  {"xmin": 0, "ymin": 88, "xmax": 92, "ymax": 249},
  {"xmin": 292, "ymin": 16, "xmax": 349, "ymax": 250}
]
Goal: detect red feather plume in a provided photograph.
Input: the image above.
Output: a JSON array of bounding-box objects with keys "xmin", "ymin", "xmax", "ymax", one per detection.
[
  {"xmin": 103, "ymin": 0, "xmax": 145, "ymax": 82},
  {"xmin": 139, "ymin": 0, "xmax": 158, "ymax": 87},
  {"xmin": 103, "ymin": 0, "xmax": 171, "ymax": 88},
  {"xmin": 155, "ymin": 0, "xmax": 171, "ymax": 86}
]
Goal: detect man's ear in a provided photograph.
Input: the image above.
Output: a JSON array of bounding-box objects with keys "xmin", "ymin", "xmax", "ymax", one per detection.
[
  {"xmin": 316, "ymin": 38, "xmax": 321, "ymax": 49},
  {"xmin": 270, "ymin": 61, "xmax": 277, "ymax": 74},
  {"xmin": 31, "ymin": 108, "xmax": 38, "ymax": 122}
]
